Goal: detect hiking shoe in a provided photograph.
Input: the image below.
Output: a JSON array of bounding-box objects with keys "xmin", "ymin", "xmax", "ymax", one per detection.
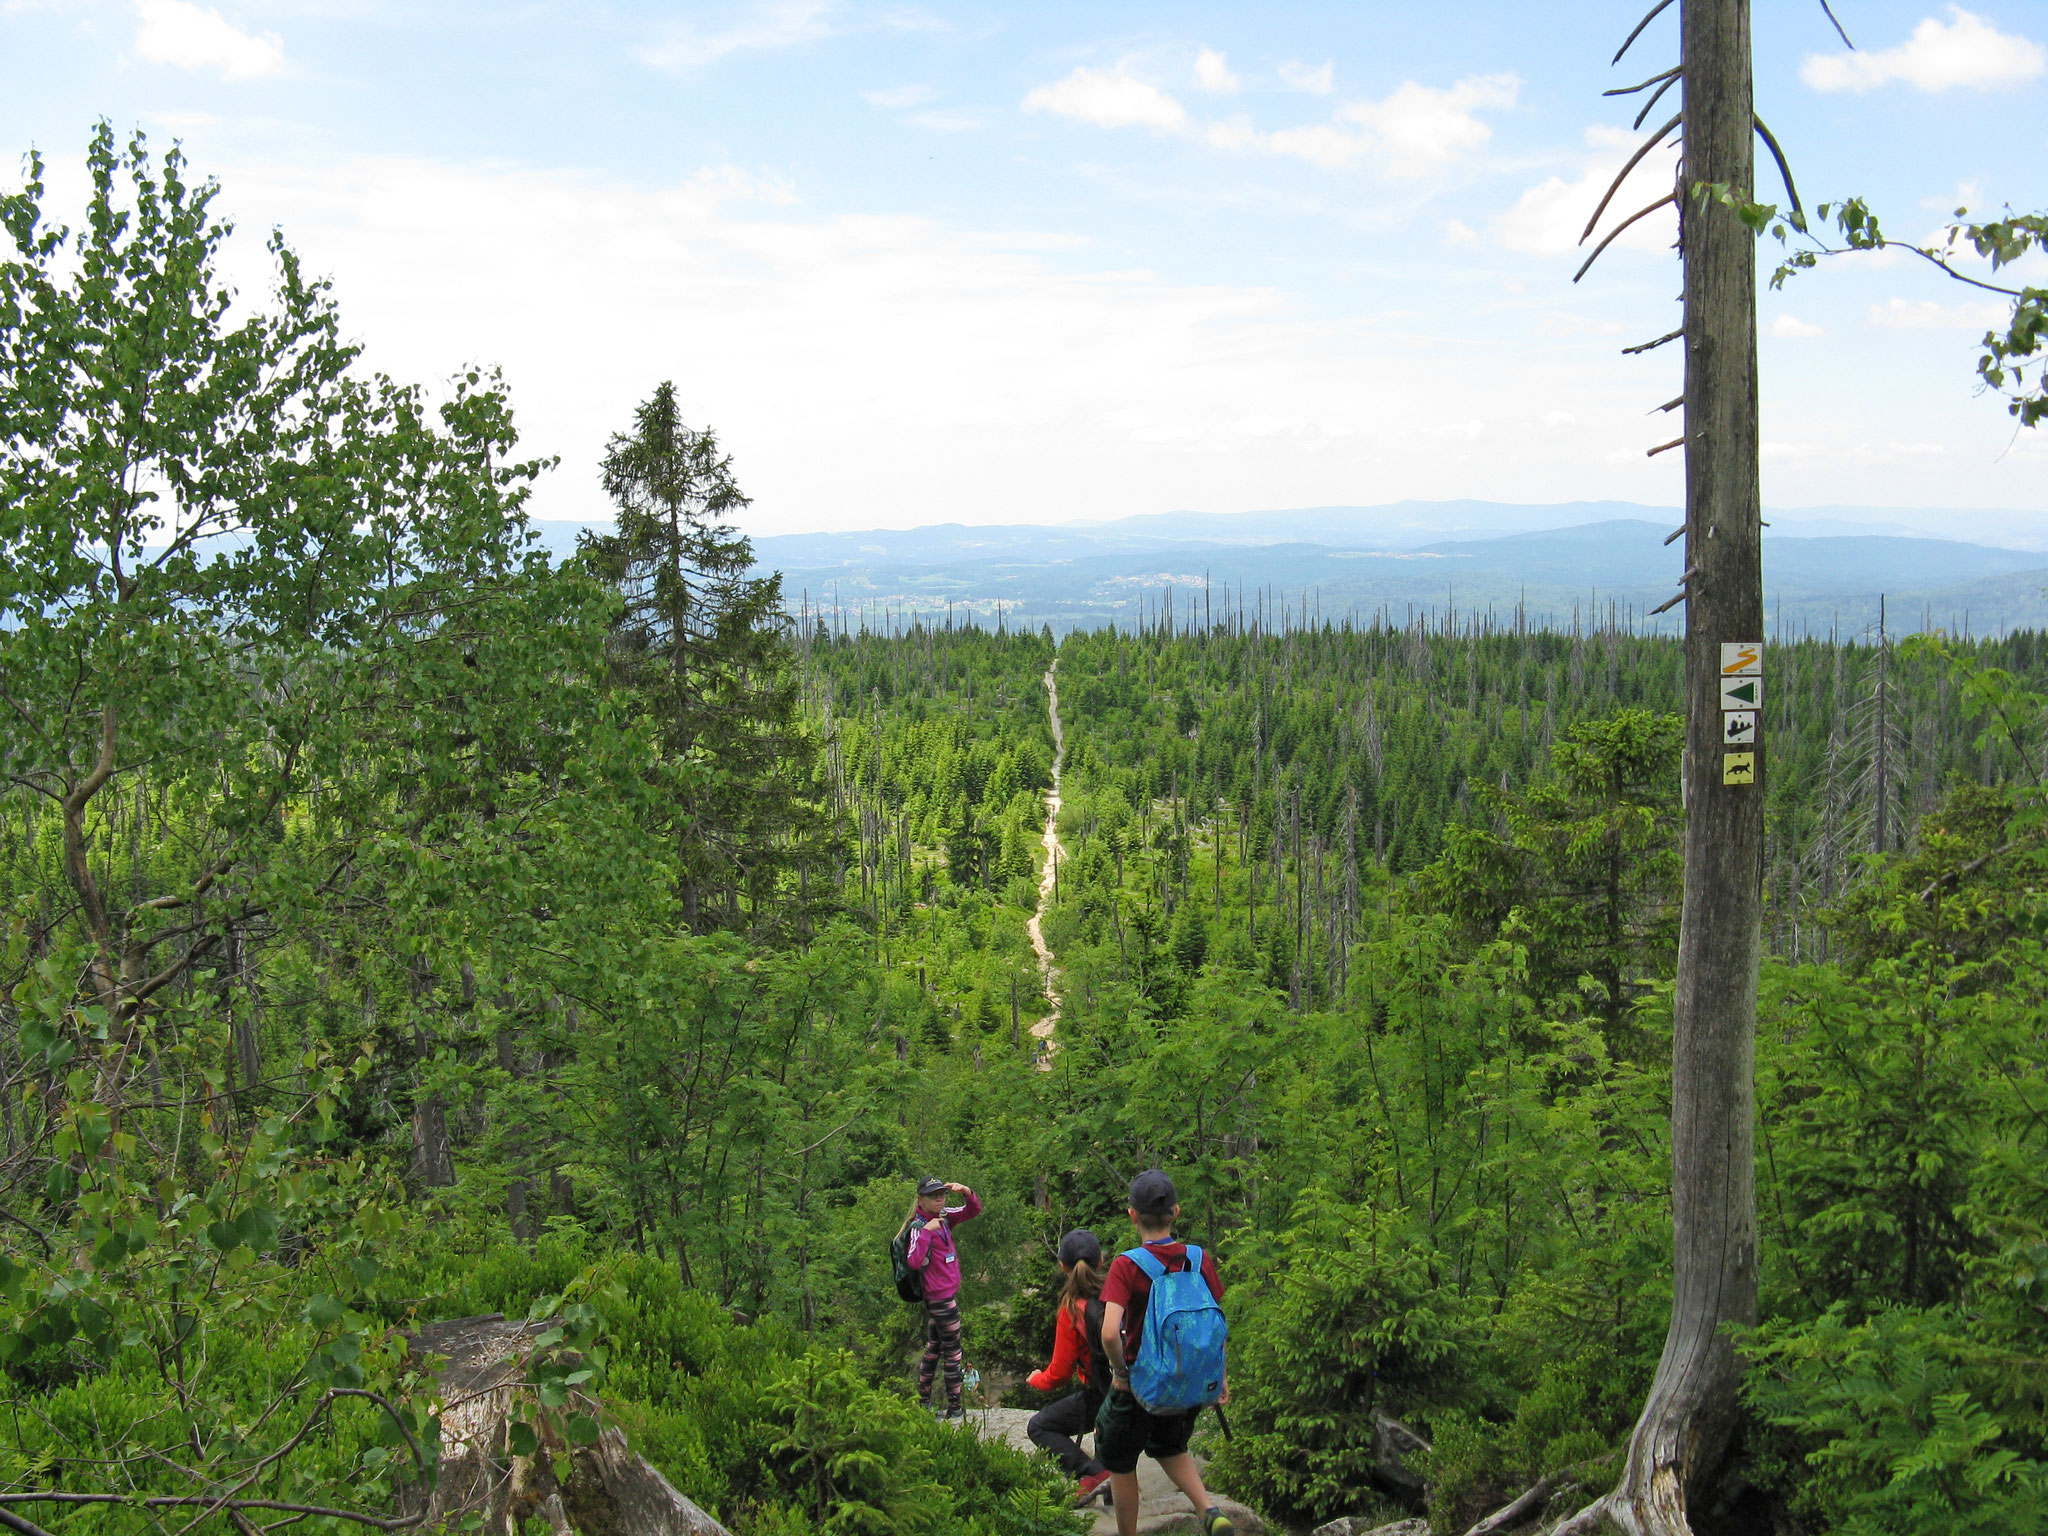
[
  {"xmin": 1201, "ymin": 1509, "xmax": 1234, "ymax": 1536},
  {"xmin": 942, "ymin": 1407, "xmax": 966, "ymax": 1422},
  {"xmin": 1073, "ymin": 1470, "xmax": 1111, "ymax": 1507}
]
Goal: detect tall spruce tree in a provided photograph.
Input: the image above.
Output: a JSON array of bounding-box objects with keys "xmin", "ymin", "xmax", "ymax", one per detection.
[{"xmin": 580, "ymin": 383, "xmax": 835, "ymax": 939}]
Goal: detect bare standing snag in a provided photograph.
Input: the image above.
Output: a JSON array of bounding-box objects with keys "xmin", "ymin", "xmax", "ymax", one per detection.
[{"xmin": 1555, "ymin": 1, "xmax": 1792, "ymax": 1530}]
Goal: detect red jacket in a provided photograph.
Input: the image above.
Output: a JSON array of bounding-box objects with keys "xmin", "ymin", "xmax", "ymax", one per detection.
[{"xmin": 1028, "ymin": 1297, "xmax": 1101, "ymax": 1393}]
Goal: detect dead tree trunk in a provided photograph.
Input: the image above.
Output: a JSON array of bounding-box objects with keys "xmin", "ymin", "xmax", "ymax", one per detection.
[{"xmin": 1563, "ymin": 1, "xmax": 1763, "ymax": 1530}]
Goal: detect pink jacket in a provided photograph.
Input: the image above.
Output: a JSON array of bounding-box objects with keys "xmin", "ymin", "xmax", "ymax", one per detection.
[{"xmin": 905, "ymin": 1189, "xmax": 982, "ymax": 1302}]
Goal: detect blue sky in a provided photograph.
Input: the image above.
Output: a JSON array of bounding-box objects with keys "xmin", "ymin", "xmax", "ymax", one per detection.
[{"xmin": 3, "ymin": 0, "xmax": 2046, "ymax": 540}]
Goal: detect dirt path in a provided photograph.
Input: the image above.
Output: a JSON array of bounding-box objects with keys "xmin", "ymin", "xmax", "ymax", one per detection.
[
  {"xmin": 969, "ymin": 1408, "xmax": 1265, "ymax": 1534},
  {"xmin": 1026, "ymin": 659, "xmax": 1065, "ymax": 1063}
]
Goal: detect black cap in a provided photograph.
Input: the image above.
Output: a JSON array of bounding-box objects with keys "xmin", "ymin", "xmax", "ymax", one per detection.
[
  {"xmin": 916, "ymin": 1175, "xmax": 947, "ymax": 1197},
  {"xmin": 1129, "ymin": 1169, "xmax": 1177, "ymax": 1217},
  {"xmin": 1058, "ymin": 1229, "xmax": 1102, "ymax": 1268}
]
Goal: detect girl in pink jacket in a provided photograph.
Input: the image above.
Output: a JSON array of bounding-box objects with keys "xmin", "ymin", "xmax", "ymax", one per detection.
[{"xmin": 906, "ymin": 1175, "xmax": 981, "ymax": 1418}]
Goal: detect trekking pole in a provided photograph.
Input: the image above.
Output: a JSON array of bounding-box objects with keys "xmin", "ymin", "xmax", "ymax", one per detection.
[{"xmin": 1212, "ymin": 1403, "xmax": 1232, "ymax": 1443}]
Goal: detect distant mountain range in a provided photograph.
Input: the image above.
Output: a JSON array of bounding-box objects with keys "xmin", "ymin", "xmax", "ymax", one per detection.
[{"xmin": 527, "ymin": 500, "xmax": 2048, "ymax": 638}]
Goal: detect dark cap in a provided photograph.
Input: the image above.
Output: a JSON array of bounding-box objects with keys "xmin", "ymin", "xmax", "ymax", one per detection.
[
  {"xmin": 1129, "ymin": 1169, "xmax": 1177, "ymax": 1218},
  {"xmin": 1058, "ymin": 1229, "xmax": 1102, "ymax": 1268},
  {"xmin": 916, "ymin": 1175, "xmax": 947, "ymax": 1197}
]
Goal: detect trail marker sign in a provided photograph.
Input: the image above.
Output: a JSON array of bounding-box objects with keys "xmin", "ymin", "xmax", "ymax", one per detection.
[
  {"xmin": 1719, "ymin": 676, "xmax": 1762, "ymax": 712},
  {"xmin": 1717, "ymin": 643, "xmax": 1764, "ymax": 785},
  {"xmin": 1720, "ymin": 642, "xmax": 1762, "ymax": 676}
]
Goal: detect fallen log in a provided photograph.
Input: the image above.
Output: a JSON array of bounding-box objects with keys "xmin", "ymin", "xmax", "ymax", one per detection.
[{"xmin": 1459, "ymin": 1475, "xmax": 1554, "ymax": 1536}]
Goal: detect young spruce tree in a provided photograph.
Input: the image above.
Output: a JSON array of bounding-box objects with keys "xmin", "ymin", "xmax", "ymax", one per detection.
[{"xmin": 580, "ymin": 383, "xmax": 836, "ymax": 940}]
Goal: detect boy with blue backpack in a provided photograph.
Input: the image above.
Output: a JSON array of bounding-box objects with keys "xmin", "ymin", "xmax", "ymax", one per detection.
[{"xmin": 1097, "ymin": 1169, "xmax": 1233, "ymax": 1536}]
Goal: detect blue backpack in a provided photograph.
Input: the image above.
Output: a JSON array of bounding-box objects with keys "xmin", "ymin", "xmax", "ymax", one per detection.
[{"xmin": 1124, "ymin": 1245, "xmax": 1228, "ymax": 1413}]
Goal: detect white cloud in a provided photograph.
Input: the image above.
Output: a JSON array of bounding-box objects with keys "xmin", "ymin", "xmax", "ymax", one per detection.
[
  {"xmin": 1024, "ymin": 66, "xmax": 1187, "ymax": 131},
  {"xmin": 132, "ymin": 125, "xmax": 2032, "ymax": 535},
  {"xmin": 1867, "ymin": 295, "xmax": 2011, "ymax": 329},
  {"xmin": 182, "ymin": 148, "xmax": 1721, "ymax": 532},
  {"xmin": 1278, "ymin": 59, "xmax": 1334, "ymax": 95},
  {"xmin": 1801, "ymin": 6, "xmax": 2045, "ymax": 92},
  {"xmin": 1424, "ymin": 419, "xmax": 1486, "ymax": 442},
  {"xmin": 1202, "ymin": 114, "xmax": 1260, "ymax": 152},
  {"xmin": 863, "ymin": 84, "xmax": 932, "ymax": 109},
  {"xmin": 1770, "ymin": 314, "xmax": 1824, "ymax": 338},
  {"xmin": 1022, "ymin": 63, "xmax": 1512, "ymax": 178},
  {"xmin": 1498, "ymin": 123, "xmax": 1679, "ymax": 256},
  {"xmin": 1217, "ymin": 73, "xmax": 1519, "ymax": 175},
  {"xmin": 641, "ymin": 0, "xmax": 835, "ymax": 72},
  {"xmin": 1329, "ymin": 74, "xmax": 1520, "ymax": 178},
  {"xmin": 1194, "ymin": 47, "xmax": 1239, "ymax": 95},
  {"xmin": 1259, "ymin": 122, "xmax": 1368, "ymax": 170},
  {"xmin": 1762, "ymin": 441, "xmax": 1825, "ymax": 462},
  {"xmin": 133, "ymin": 0, "xmax": 283, "ymax": 81}
]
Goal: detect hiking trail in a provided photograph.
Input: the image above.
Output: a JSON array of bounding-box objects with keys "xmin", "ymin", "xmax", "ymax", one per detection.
[{"xmin": 1026, "ymin": 656, "xmax": 1065, "ymax": 1064}]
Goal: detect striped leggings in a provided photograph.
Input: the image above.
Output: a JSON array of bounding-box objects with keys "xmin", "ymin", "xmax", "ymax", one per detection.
[{"xmin": 917, "ymin": 1296, "xmax": 964, "ymax": 1410}]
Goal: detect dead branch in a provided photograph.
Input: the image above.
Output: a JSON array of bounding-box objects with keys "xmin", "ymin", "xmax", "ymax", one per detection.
[
  {"xmin": 1604, "ymin": 65, "xmax": 1681, "ymax": 97},
  {"xmin": 1461, "ymin": 1474, "xmax": 1556, "ymax": 1536},
  {"xmin": 1575, "ymin": 192, "xmax": 1679, "ymax": 282},
  {"xmin": 1634, "ymin": 71, "xmax": 1682, "ymax": 130},
  {"xmin": 1581, "ymin": 114, "xmax": 1683, "ymax": 244},
  {"xmin": 1818, "ymin": 0, "xmax": 1854, "ymax": 50},
  {"xmin": 1623, "ymin": 328, "xmax": 1684, "ymax": 355},
  {"xmin": 0, "ymin": 1495, "xmax": 419, "ymax": 1532},
  {"xmin": 1613, "ymin": 0, "xmax": 1676, "ymax": 64},
  {"xmin": 1752, "ymin": 114, "xmax": 1801, "ymax": 214},
  {"xmin": 1917, "ymin": 831, "xmax": 2042, "ymax": 903}
]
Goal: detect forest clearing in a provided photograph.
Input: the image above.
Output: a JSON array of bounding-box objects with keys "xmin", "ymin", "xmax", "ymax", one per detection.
[{"xmin": 4, "ymin": 2, "xmax": 2048, "ymax": 1534}]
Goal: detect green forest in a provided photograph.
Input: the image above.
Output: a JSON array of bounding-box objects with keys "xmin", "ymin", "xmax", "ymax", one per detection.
[{"xmin": 3, "ymin": 131, "xmax": 2047, "ymax": 1536}]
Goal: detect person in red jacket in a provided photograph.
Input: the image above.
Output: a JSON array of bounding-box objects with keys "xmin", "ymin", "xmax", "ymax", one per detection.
[
  {"xmin": 1026, "ymin": 1229, "xmax": 1115, "ymax": 1507},
  {"xmin": 906, "ymin": 1174, "xmax": 980, "ymax": 1419}
]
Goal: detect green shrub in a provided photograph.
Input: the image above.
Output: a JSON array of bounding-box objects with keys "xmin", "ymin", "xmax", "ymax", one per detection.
[
  {"xmin": 1208, "ymin": 1188, "xmax": 1471, "ymax": 1527},
  {"xmin": 1744, "ymin": 1304, "xmax": 2048, "ymax": 1536}
]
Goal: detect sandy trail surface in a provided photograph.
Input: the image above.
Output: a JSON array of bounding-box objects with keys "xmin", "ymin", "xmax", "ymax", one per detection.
[
  {"xmin": 969, "ymin": 1407, "xmax": 1264, "ymax": 1534},
  {"xmin": 1026, "ymin": 660, "xmax": 1066, "ymax": 1063}
]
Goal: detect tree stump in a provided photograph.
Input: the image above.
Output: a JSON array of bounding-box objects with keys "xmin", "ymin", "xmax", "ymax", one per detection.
[{"xmin": 403, "ymin": 1314, "xmax": 733, "ymax": 1536}]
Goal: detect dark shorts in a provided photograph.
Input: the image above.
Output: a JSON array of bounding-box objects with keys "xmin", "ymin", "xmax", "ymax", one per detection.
[{"xmin": 1094, "ymin": 1388, "xmax": 1200, "ymax": 1475}]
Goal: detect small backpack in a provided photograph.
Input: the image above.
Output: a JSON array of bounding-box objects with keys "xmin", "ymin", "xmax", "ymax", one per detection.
[
  {"xmin": 889, "ymin": 1218, "xmax": 925, "ymax": 1303},
  {"xmin": 1081, "ymin": 1296, "xmax": 1115, "ymax": 1396},
  {"xmin": 1124, "ymin": 1245, "xmax": 1228, "ymax": 1414}
]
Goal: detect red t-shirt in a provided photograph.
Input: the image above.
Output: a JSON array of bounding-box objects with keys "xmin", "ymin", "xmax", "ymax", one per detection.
[{"xmin": 1099, "ymin": 1239, "xmax": 1225, "ymax": 1363}]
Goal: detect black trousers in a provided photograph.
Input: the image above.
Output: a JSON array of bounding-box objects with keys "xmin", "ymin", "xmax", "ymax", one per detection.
[{"xmin": 1027, "ymin": 1387, "xmax": 1106, "ymax": 1479}]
